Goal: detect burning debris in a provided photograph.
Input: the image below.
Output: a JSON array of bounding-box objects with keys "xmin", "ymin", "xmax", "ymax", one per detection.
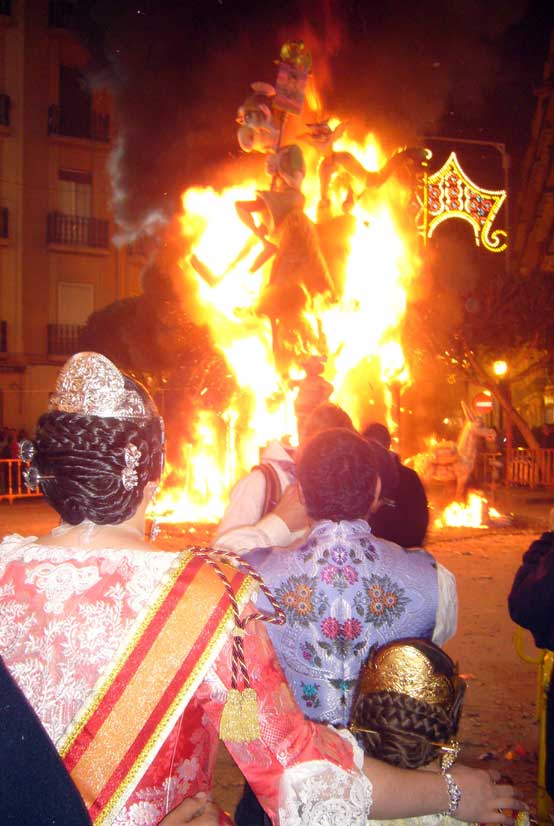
[{"xmin": 433, "ymin": 491, "xmax": 512, "ymax": 530}]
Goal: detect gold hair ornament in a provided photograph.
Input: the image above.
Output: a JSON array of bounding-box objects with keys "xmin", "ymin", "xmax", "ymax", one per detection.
[{"xmin": 357, "ymin": 644, "xmax": 456, "ymax": 708}]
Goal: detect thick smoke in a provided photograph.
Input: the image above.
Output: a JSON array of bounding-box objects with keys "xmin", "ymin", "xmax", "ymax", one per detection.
[{"xmin": 74, "ymin": 0, "xmax": 549, "ymax": 234}]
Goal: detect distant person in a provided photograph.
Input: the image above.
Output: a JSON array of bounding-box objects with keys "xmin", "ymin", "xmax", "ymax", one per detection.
[
  {"xmin": 0, "ymin": 431, "xmax": 12, "ymax": 459},
  {"xmin": 7, "ymin": 431, "xmax": 19, "ymax": 460},
  {"xmin": 539, "ymin": 423, "xmax": 554, "ymax": 449},
  {"xmin": 363, "ymin": 422, "xmax": 429, "ymax": 547},
  {"xmin": 508, "ymin": 514, "xmax": 554, "ymax": 800},
  {"xmin": 215, "ymin": 402, "xmax": 354, "ymax": 553}
]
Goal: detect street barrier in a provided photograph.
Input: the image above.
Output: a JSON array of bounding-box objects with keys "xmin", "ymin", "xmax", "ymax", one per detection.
[
  {"xmin": 0, "ymin": 459, "xmax": 42, "ymax": 504},
  {"xmin": 507, "ymin": 448, "xmax": 554, "ymax": 488}
]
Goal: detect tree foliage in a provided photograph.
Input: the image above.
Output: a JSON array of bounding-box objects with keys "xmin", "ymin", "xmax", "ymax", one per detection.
[{"xmin": 403, "ymin": 225, "xmax": 554, "ymax": 448}]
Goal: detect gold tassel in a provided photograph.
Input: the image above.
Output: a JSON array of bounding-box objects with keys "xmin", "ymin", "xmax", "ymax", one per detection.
[{"xmin": 220, "ymin": 687, "xmax": 261, "ymax": 742}]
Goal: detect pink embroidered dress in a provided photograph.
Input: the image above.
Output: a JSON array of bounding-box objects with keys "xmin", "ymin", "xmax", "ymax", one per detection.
[{"xmin": 0, "ymin": 533, "xmax": 372, "ymax": 826}]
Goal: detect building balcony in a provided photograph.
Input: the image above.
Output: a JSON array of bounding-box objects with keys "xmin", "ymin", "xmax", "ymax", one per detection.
[
  {"xmin": 0, "ymin": 0, "xmax": 11, "ymax": 17},
  {"xmin": 0, "ymin": 321, "xmax": 6, "ymax": 353},
  {"xmin": 48, "ymin": 0, "xmax": 74, "ymax": 28},
  {"xmin": 47, "ymin": 212, "xmax": 109, "ymax": 249},
  {"xmin": 0, "ymin": 207, "xmax": 8, "ymax": 239},
  {"xmin": 47, "ymin": 323, "xmax": 83, "ymax": 356},
  {"xmin": 48, "ymin": 104, "xmax": 110, "ymax": 143},
  {"xmin": 0, "ymin": 94, "xmax": 10, "ymax": 127}
]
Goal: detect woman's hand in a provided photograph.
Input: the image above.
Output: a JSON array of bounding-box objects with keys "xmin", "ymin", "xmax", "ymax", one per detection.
[
  {"xmin": 449, "ymin": 765, "xmax": 527, "ymax": 824},
  {"xmin": 157, "ymin": 793, "xmax": 221, "ymax": 826},
  {"xmin": 365, "ymin": 756, "xmax": 528, "ymax": 822}
]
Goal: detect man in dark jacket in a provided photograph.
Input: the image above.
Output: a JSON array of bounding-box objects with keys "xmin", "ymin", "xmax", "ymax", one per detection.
[
  {"xmin": 508, "ymin": 524, "xmax": 554, "ymax": 798},
  {"xmin": 362, "ymin": 422, "xmax": 429, "ymax": 547}
]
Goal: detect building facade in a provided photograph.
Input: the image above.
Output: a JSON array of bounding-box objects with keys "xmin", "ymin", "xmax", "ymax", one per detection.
[
  {"xmin": 510, "ymin": 30, "xmax": 554, "ymax": 431},
  {"xmin": 0, "ymin": 0, "xmax": 146, "ymax": 432}
]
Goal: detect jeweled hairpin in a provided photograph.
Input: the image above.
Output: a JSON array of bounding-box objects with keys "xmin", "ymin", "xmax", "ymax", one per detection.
[
  {"xmin": 121, "ymin": 443, "xmax": 141, "ymax": 491},
  {"xmin": 22, "ymin": 467, "xmax": 55, "ymax": 492},
  {"xmin": 349, "ymin": 723, "xmax": 461, "ymax": 758},
  {"xmin": 18, "ymin": 440, "xmax": 36, "ymax": 462}
]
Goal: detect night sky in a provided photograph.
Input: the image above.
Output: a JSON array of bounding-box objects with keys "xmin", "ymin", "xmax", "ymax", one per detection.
[{"xmin": 74, "ymin": 0, "xmax": 553, "ymax": 233}]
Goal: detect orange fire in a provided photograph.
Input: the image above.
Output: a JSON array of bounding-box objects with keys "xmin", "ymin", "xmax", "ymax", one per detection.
[
  {"xmin": 151, "ymin": 122, "xmax": 422, "ymax": 524},
  {"xmin": 434, "ymin": 492, "xmax": 506, "ymax": 529}
]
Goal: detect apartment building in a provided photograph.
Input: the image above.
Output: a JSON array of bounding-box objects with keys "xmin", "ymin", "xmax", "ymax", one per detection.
[{"xmin": 0, "ymin": 0, "xmax": 145, "ymax": 432}]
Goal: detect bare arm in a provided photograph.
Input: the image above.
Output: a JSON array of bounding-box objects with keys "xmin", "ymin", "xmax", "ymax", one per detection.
[{"xmin": 365, "ymin": 757, "xmax": 524, "ymax": 822}]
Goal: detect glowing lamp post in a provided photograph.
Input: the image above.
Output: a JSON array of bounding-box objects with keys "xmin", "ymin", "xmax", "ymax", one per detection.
[{"xmin": 492, "ymin": 359, "xmax": 512, "ymax": 471}]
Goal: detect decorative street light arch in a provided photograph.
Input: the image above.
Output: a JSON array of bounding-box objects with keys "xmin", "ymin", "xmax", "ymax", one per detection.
[{"xmin": 416, "ymin": 137, "xmax": 509, "ymax": 255}]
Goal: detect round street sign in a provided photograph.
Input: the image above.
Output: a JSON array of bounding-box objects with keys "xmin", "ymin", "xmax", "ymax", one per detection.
[{"xmin": 472, "ymin": 392, "xmax": 494, "ymax": 414}]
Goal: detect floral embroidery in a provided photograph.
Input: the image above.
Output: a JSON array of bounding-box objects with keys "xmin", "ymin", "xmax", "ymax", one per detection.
[
  {"xmin": 319, "ymin": 563, "xmax": 358, "ymax": 591},
  {"xmin": 25, "ymin": 563, "xmax": 101, "ymax": 614},
  {"xmin": 301, "ymin": 681, "xmax": 321, "ymax": 709},
  {"xmin": 329, "ymin": 676, "xmax": 358, "ymax": 704},
  {"xmin": 275, "ymin": 574, "xmax": 319, "ymax": 626},
  {"xmin": 359, "ymin": 573, "xmax": 409, "ymax": 628},
  {"xmin": 261, "ymin": 518, "xmax": 437, "ymax": 728},
  {"xmin": 300, "ymin": 640, "xmax": 322, "ymax": 668},
  {"xmin": 330, "ymin": 544, "xmax": 349, "ymax": 566},
  {"xmin": 321, "ymin": 616, "xmax": 341, "ymax": 639},
  {"xmin": 342, "ymin": 618, "xmax": 362, "ymax": 640},
  {"xmin": 0, "ymin": 537, "xmax": 176, "ymax": 744},
  {"xmin": 319, "ymin": 615, "xmax": 366, "ymax": 659}
]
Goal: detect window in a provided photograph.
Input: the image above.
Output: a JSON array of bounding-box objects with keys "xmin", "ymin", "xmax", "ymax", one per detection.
[
  {"xmin": 59, "ymin": 65, "xmax": 91, "ymax": 139},
  {"xmin": 58, "ymin": 169, "xmax": 91, "ymax": 217},
  {"xmin": 58, "ymin": 282, "xmax": 93, "ymax": 326}
]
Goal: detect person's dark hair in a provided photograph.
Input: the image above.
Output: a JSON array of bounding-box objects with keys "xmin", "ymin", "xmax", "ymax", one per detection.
[
  {"xmin": 362, "ymin": 422, "xmax": 391, "ymax": 449},
  {"xmin": 350, "ymin": 638, "xmax": 465, "ymax": 769},
  {"xmin": 31, "ymin": 396, "xmax": 163, "ymax": 526},
  {"xmin": 302, "ymin": 402, "xmax": 354, "ymax": 442},
  {"xmin": 367, "ymin": 441, "xmax": 399, "ymax": 501},
  {"xmin": 298, "ymin": 427, "xmax": 377, "ymax": 521}
]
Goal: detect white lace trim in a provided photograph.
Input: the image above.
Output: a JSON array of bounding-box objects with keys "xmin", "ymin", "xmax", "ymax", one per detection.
[{"xmin": 278, "ymin": 730, "xmax": 373, "ymax": 826}]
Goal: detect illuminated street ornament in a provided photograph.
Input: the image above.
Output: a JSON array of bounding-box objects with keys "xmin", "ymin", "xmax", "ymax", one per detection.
[{"xmin": 420, "ymin": 151, "xmax": 507, "ymax": 253}]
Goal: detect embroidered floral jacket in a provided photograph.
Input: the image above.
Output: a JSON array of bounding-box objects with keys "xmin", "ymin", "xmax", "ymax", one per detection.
[{"xmin": 246, "ymin": 519, "xmax": 443, "ymax": 726}]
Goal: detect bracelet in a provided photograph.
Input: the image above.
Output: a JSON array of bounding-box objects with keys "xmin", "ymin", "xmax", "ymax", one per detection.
[{"xmin": 440, "ymin": 771, "xmax": 462, "ymax": 816}]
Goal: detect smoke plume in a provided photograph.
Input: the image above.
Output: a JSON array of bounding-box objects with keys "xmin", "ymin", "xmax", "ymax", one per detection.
[{"xmin": 73, "ymin": 0, "xmax": 548, "ymax": 234}]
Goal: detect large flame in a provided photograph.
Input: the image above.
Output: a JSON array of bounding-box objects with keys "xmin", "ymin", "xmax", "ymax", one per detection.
[
  {"xmin": 152, "ymin": 120, "xmax": 421, "ymax": 524},
  {"xmin": 434, "ymin": 492, "xmax": 508, "ymax": 529}
]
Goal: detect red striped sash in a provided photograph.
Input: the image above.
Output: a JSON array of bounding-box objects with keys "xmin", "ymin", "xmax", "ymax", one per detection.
[{"xmin": 60, "ymin": 551, "xmax": 253, "ymax": 825}]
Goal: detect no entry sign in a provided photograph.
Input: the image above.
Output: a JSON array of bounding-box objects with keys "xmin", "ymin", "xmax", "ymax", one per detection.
[{"xmin": 472, "ymin": 392, "xmax": 494, "ymax": 414}]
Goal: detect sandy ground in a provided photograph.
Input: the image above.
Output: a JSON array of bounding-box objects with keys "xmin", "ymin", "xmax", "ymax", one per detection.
[{"xmin": 0, "ymin": 492, "xmax": 551, "ymax": 819}]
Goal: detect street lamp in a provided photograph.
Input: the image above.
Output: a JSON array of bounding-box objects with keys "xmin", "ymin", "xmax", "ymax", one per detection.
[{"xmin": 493, "ymin": 360, "xmax": 508, "ymax": 378}]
